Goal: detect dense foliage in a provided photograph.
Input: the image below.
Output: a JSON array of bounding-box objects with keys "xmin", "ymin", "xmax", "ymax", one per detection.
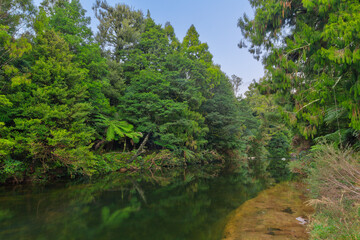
[
  {"xmin": 238, "ymin": 0, "xmax": 360, "ymax": 149},
  {"xmin": 0, "ymin": 0, "xmax": 268, "ymax": 183},
  {"xmin": 239, "ymin": 0, "xmax": 360, "ymax": 238}
]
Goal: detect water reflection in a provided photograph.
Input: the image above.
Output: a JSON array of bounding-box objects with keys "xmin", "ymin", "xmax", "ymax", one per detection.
[{"xmin": 0, "ymin": 165, "xmax": 266, "ymax": 240}]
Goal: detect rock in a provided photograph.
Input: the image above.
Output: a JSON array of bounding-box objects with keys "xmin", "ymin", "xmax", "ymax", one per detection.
[
  {"xmin": 118, "ymin": 168, "xmax": 128, "ymax": 173},
  {"xmin": 296, "ymin": 217, "xmax": 308, "ymax": 225},
  {"xmin": 282, "ymin": 207, "xmax": 294, "ymax": 214}
]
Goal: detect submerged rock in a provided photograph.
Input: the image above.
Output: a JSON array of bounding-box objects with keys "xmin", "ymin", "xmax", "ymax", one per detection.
[
  {"xmin": 222, "ymin": 182, "xmax": 313, "ymax": 240},
  {"xmin": 282, "ymin": 207, "xmax": 294, "ymax": 214},
  {"xmin": 296, "ymin": 217, "xmax": 308, "ymax": 225}
]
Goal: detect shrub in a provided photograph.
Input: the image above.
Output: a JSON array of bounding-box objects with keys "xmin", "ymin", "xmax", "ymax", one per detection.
[{"xmin": 305, "ymin": 145, "xmax": 360, "ymax": 239}]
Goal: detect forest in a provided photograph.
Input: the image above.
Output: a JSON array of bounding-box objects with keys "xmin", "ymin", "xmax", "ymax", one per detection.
[
  {"xmin": 1, "ymin": 0, "xmax": 288, "ymax": 183},
  {"xmin": 1, "ymin": 0, "xmax": 360, "ymax": 239}
]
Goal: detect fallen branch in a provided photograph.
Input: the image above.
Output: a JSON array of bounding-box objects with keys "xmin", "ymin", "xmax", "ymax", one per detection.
[{"xmin": 127, "ymin": 132, "xmax": 150, "ymax": 163}]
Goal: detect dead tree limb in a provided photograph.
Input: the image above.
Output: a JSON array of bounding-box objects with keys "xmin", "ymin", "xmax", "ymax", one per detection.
[{"xmin": 127, "ymin": 132, "xmax": 150, "ymax": 163}]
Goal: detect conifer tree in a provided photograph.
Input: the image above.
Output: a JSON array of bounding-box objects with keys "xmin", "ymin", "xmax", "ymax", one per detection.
[{"xmin": 93, "ymin": 1, "xmax": 144, "ymax": 61}]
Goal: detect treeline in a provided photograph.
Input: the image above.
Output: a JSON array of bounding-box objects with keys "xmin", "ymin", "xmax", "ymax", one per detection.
[{"xmin": 0, "ymin": 0, "xmax": 273, "ymax": 183}]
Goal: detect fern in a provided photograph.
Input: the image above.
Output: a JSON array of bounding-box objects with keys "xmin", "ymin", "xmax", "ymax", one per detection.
[
  {"xmin": 95, "ymin": 115, "xmax": 142, "ymax": 142},
  {"xmin": 324, "ymin": 106, "xmax": 346, "ymax": 125}
]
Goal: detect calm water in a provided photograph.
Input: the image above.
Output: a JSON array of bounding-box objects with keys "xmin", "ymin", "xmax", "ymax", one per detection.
[{"xmin": 0, "ymin": 165, "xmax": 267, "ymax": 240}]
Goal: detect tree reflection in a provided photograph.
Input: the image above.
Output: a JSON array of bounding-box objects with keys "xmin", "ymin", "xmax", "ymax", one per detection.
[{"xmin": 0, "ymin": 165, "xmax": 267, "ymax": 240}]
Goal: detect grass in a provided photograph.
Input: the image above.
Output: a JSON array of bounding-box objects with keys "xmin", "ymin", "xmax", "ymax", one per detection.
[{"xmin": 290, "ymin": 144, "xmax": 360, "ymax": 239}]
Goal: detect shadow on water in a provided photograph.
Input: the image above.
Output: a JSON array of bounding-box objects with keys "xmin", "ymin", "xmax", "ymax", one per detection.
[{"xmin": 0, "ymin": 164, "xmax": 268, "ymax": 240}]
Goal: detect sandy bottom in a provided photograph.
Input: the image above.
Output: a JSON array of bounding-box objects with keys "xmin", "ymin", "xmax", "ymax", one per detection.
[{"xmin": 222, "ymin": 182, "xmax": 313, "ymax": 240}]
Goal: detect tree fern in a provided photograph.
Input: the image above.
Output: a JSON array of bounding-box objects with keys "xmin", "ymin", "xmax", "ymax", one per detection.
[{"xmin": 95, "ymin": 114, "xmax": 142, "ymax": 142}]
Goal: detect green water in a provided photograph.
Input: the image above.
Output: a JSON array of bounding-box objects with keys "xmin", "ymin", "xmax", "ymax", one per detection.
[{"xmin": 0, "ymin": 165, "xmax": 266, "ymax": 240}]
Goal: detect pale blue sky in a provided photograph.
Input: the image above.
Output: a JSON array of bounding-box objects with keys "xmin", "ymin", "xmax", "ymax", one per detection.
[{"xmin": 34, "ymin": 0, "xmax": 264, "ymax": 95}]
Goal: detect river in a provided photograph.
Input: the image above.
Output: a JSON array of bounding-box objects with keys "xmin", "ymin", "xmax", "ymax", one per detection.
[{"xmin": 0, "ymin": 165, "xmax": 309, "ymax": 240}]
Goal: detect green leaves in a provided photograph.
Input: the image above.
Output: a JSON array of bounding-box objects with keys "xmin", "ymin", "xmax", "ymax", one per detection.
[
  {"xmin": 240, "ymin": 0, "xmax": 360, "ymax": 146},
  {"xmin": 95, "ymin": 115, "xmax": 142, "ymax": 142},
  {"xmin": 0, "ymin": 95, "xmax": 12, "ymax": 107},
  {"xmin": 0, "ymin": 0, "xmax": 254, "ymax": 182},
  {"xmin": 94, "ymin": 1, "xmax": 144, "ymax": 61},
  {"xmin": 101, "ymin": 206, "xmax": 137, "ymax": 228},
  {"xmin": 181, "ymin": 25, "xmax": 213, "ymax": 63},
  {"xmin": 0, "ymin": 139, "xmax": 15, "ymax": 157}
]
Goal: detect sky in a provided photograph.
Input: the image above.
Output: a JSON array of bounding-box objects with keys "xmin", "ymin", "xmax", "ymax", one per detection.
[{"xmin": 34, "ymin": 0, "xmax": 264, "ymax": 95}]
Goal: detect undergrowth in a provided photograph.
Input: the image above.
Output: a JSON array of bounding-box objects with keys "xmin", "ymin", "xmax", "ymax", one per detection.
[{"xmin": 290, "ymin": 144, "xmax": 360, "ymax": 239}]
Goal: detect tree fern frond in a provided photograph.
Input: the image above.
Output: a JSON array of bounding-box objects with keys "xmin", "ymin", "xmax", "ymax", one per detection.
[
  {"xmin": 113, "ymin": 125, "xmax": 125, "ymax": 138},
  {"xmin": 116, "ymin": 121, "xmax": 134, "ymax": 132},
  {"xmin": 106, "ymin": 125, "xmax": 115, "ymax": 141},
  {"xmin": 324, "ymin": 106, "xmax": 346, "ymax": 125}
]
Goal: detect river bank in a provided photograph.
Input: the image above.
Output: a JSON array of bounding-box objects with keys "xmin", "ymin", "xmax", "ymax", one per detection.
[
  {"xmin": 222, "ymin": 182, "xmax": 313, "ymax": 240},
  {"xmin": 1, "ymin": 149, "xmax": 226, "ymax": 185}
]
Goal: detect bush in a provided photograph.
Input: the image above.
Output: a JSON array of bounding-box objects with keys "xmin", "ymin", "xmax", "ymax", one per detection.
[{"xmin": 302, "ymin": 145, "xmax": 360, "ymax": 239}]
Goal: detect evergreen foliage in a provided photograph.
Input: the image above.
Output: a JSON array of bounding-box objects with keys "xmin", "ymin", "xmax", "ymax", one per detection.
[
  {"xmin": 0, "ymin": 0, "xmax": 254, "ymax": 183},
  {"xmin": 238, "ymin": 0, "xmax": 360, "ymax": 148}
]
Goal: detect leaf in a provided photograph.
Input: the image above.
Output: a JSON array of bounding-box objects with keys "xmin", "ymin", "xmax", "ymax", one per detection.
[
  {"xmin": 0, "ymin": 95, "xmax": 12, "ymax": 107},
  {"xmin": 106, "ymin": 125, "xmax": 115, "ymax": 141},
  {"xmin": 11, "ymin": 75, "xmax": 31, "ymax": 87},
  {"xmin": 113, "ymin": 125, "xmax": 125, "ymax": 138}
]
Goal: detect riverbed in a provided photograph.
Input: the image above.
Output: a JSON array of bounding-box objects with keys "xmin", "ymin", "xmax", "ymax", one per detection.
[{"xmin": 222, "ymin": 182, "xmax": 313, "ymax": 240}]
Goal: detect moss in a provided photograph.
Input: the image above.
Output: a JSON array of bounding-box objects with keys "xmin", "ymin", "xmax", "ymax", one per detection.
[{"xmin": 222, "ymin": 182, "xmax": 313, "ymax": 240}]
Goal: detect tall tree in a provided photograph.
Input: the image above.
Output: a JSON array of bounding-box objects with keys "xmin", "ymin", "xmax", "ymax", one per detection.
[
  {"xmin": 118, "ymin": 18, "xmax": 209, "ymax": 152},
  {"xmin": 46, "ymin": 0, "xmax": 93, "ymax": 49},
  {"xmin": 0, "ymin": 1, "xmax": 33, "ymax": 179},
  {"xmin": 230, "ymin": 74, "xmax": 243, "ymax": 98},
  {"xmin": 164, "ymin": 22, "xmax": 180, "ymax": 51},
  {"xmin": 93, "ymin": 0, "xmax": 144, "ymax": 61},
  {"xmin": 0, "ymin": 0, "xmax": 35, "ymax": 35},
  {"xmin": 2, "ymin": 10, "xmax": 97, "ymax": 180},
  {"xmin": 201, "ymin": 73, "xmax": 243, "ymax": 152},
  {"xmin": 181, "ymin": 25, "xmax": 213, "ymax": 64}
]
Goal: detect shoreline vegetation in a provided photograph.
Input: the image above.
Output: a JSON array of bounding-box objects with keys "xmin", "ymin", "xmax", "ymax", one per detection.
[
  {"xmin": 2, "ymin": 149, "xmax": 227, "ymax": 185},
  {"xmin": 289, "ymin": 145, "xmax": 360, "ymax": 239},
  {"xmin": 237, "ymin": 0, "xmax": 360, "ymax": 238}
]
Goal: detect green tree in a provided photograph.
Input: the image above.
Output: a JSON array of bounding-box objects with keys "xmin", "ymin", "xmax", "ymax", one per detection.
[
  {"xmin": 181, "ymin": 25, "xmax": 213, "ymax": 64},
  {"xmin": 117, "ymin": 18, "xmax": 210, "ymax": 152},
  {"xmin": 93, "ymin": 1, "xmax": 144, "ymax": 62},
  {"xmin": 0, "ymin": 1, "xmax": 33, "ymax": 180},
  {"xmin": 266, "ymin": 130, "xmax": 291, "ymax": 179},
  {"xmin": 0, "ymin": 0, "xmax": 35, "ymax": 35},
  {"xmin": 201, "ymin": 73, "xmax": 243, "ymax": 152},
  {"xmin": 238, "ymin": 0, "xmax": 360, "ymax": 147},
  {"xmin": 43, "ymin": 0, "xmax": 111, "ymax": 114},
  {"xmin": 164, "ymin": 22, "xmax": 180, "ymax": 51},
  {"xmin": 45, "ymin": 0, "xmax": 93, "ymax": 49},
  {"xmin": 3, "ymin": 11, "xmax": 97, "ymax": 180},
  {"xmin": 241, "ymin": 79, "xmax": 292, "ymax": 175}
]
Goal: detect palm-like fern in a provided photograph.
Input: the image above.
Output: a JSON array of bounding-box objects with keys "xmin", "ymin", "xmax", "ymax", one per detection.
[{"xmin": 95, "ymin": 115, "xmax": 142, "ymax": 142}]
